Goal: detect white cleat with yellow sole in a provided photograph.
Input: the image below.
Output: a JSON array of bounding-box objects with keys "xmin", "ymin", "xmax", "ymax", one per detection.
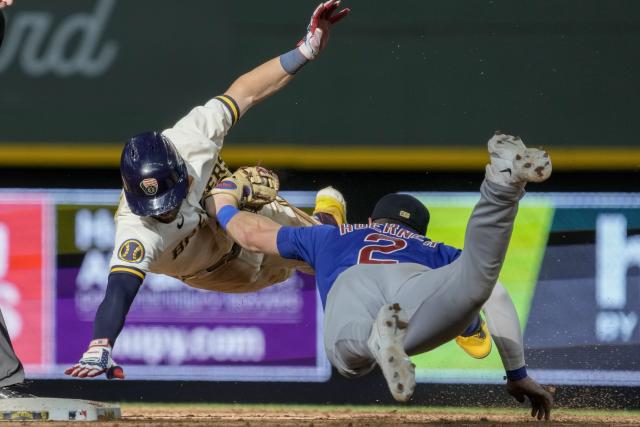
[{"xmin": 313, "ymin": 186, "xmax": 347, "ymax": 226}]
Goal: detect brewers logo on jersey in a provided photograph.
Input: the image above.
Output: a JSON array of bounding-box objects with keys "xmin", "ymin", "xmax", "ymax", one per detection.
[{"xmin": 117, "ymin": 239, "xmax": 145, "ymax": 263}]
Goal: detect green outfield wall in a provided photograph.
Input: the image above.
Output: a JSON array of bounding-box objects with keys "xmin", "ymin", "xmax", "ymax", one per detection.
[{"xmin": 1, "ymin": 0, "xmax": 639, "ymax": 168}]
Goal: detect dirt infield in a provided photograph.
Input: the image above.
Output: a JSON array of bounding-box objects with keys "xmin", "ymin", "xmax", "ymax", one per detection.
[
  {"xmin": 122, "ymin": 406, "xmax": 640, "ymax": 426},
  {"xmin": 3, "ymin": 405, "xmax": 640, "ymax": 426}
]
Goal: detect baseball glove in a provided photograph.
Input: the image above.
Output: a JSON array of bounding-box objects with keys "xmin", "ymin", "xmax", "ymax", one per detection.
[{"xmin": 210, "ymin": 166, "xmax": 279, "ymax": 210}]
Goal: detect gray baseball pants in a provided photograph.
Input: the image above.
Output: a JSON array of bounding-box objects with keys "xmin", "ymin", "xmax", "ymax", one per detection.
[
  {"xmin": 0, "ymin": 308, "xmax": 24, "ymax": 387},
  {"xmin": 323, "ymin": 179, "xmax": 526, "ymax": 377}
]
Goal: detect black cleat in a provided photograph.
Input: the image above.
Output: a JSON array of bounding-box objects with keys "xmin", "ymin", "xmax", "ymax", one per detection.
[{"xmin": 0, "ymin": 383, "xmax": 35, "ymax": 399}]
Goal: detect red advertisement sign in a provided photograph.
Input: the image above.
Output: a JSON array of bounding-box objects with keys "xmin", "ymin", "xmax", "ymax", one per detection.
[{"xmin": 0, "ymin": 199, "xmax": 49, "ymax": 366}]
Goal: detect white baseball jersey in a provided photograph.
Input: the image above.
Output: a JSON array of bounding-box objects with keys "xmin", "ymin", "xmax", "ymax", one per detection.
[{"xmin": 108, "ymin": 95, "xmax": 306, "ymax": 292}]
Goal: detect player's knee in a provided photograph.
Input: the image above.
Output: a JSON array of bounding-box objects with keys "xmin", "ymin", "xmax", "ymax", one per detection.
[
  {"xmin": 485, "ymin": 281, "xmax": 510, "ymax": 307},
  {"xmin": 466, "ymin": 280, "xmax": 496, "ymax": 309}
]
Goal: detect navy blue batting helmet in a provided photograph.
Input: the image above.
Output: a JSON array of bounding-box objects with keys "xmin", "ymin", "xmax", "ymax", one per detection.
[{"xmin": 120, "ymin": 132, "xmax": 188, "ymax": 216}]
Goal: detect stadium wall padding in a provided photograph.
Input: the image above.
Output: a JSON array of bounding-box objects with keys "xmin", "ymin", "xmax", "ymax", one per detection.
[{"xmin": 1, "ymin": 0, "xmax": 639, "ymax": 168}]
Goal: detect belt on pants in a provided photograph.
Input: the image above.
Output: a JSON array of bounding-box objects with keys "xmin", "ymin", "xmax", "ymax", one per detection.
[{"xmin": 178, "ymin": 243, "xmax": 242, "ymax": 281}]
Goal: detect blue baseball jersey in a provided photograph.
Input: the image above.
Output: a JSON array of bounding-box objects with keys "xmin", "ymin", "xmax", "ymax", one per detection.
[{"xmin": 277, "ymin": 223, "xmax": 462, "ymax": 307}]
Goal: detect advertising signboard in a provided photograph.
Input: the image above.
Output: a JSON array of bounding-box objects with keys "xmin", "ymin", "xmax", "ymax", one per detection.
[
  {"xmin": 409, "ymin": 192, "xmax": 640, "ymax": 386},
  {"xmin": 0, "ymin": 194, "xmax": 51, "ymax": 370},
  {"xmin": 1, "ymin": 189, "xmax": 639, "ymax": 385}
]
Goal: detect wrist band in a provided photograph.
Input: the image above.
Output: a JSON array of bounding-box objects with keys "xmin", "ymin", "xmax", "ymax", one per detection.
[
  {"xmin": 279, "ymin": 48, "xmax": 308, "ymax": 75},
  {"xmin": 506, "ymin": 366, "xmax": 528, "ymax": 381},
  {"xmin": 217, "ymin": 205, "xmax": 240, "ymax": 230}
]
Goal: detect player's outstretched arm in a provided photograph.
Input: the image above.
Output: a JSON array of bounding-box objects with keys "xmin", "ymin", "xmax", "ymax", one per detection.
[
  {"xmin": 483, "ymin": 283, "xmax": 554, "ymax": 420},
  {"xmin": 0, "ymin": 0, "xmax": 14, "ymax": 10},
  {"xmin": 213, "ymin": 192, "xmax": 282, "ymax": 255},
  {"xmin": 224, "ymin": 0, "xmax": 349, "ymax": 116},
  {"xmin": 64, "ymin": 272, "xmax": 143, "ymax": 379}
]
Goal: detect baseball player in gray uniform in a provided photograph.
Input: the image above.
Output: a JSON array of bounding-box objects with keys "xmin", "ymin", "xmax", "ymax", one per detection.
[
  {"xmin": 0, "ymin": 310, "xmax": 33, "ymax": 398},
  {"xmin": 65, "ymin": 0, "xmax": 350, "ymax": 379},
  {"xmin": 209, "ymin": 133, "xmax": 554, "ymax": 420},
  {"xmin": 0, "ymin": 0, "xmax": 35, "ymax": 400}
]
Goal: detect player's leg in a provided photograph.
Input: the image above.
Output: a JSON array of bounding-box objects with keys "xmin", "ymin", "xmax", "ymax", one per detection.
[
  {"xmin": 399, "ymin": 133, "xmax": 551, "ymax": 355},
  {"xmin": 481, "ymin": 281, "xmax": 526, "ymax": 371},
  {"xmin": 323, "ymin": 264, "xmax": 420, "ymax": 402},
  {"xmin": 265, "ymin": 187, "xmax": 346, "ymax": 228},
  {"xmin": 0, "ymin": 308, "xmax": 32, "ymax": 398},
  {"xmin": 312, "ymin": 186, "xmax": 347, "ymax": 226},
  {"xmin": 322, "ymin": 267, "xmax": 383, "ymax": 378},
  {"xmin": 455, "ymin": 313, "xmax": 492, "ymax": 359}
]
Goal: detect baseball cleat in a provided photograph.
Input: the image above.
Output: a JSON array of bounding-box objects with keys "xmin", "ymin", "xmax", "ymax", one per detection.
[
  {"xmin": 455, "ymin": 318, "xmax": 492, "ymax": 359},
  {"xmin": 313, "ymin": 186, "xmax": 347, "ymax": 226},
  {"xmin": 367, "ymin": 303, "xmax": 415, "ymax": 402},
  {"xmin": 486, "ymin": 132, "xmax": 552, "ymax": 187},
  {"xmin": 0, "ymin": 383, "xmax": 35, "ymax": 399}
]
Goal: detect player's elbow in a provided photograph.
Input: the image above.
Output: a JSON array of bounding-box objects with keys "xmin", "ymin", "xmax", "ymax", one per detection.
[
  {"xmin": 231, "ymin": 225, "xmax": 264, "ymax": 252},
  {"xmin": 246, "ymin": 232, "xmax": 272, "ymax": 253},
  {"xmin": 244, "ymin": 227, "xmax": 279, "ymax": 255}
]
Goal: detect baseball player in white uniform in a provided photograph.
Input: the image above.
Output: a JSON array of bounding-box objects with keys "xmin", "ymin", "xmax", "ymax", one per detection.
[{"xmin": 65, "ymin": 0, "xmax": 350, "ymax": 379}]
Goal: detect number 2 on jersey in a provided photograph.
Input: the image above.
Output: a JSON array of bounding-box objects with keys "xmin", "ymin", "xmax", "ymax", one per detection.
[{"xmin": 357, "ymin": 233, "xmax": 408, "ymax": 264}]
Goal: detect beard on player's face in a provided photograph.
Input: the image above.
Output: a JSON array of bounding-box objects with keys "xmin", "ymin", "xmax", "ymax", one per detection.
[
  {"xmin": 150, "ymin": 176, "xmax": 193, "ymax": 223},
  {"xmin": 152, "ymin": 206, "xmax": 180, "ymax": 223}
]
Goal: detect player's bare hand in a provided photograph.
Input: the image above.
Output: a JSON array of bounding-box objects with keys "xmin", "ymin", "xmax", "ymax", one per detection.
[
  {"xmin": 506, "ymin": 376, "xmax": 554, "ymax": 421},
  {"xmin": 64, "ymin": 339, "xmax": 125, "ymax": 380},
  {"xmin": 297, "ymin": 0, "xmax": 350, "ymax": 60},
  {"xmin": 0, "ymin": 0, "xmax": 14, "ymax": 10}
]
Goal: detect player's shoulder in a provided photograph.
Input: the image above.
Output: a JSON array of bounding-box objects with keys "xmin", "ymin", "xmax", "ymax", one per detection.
[
  {"xmin": 337, "ymin": 223, "xmax": 381, "ymax": 236},
  {"xmin": 161, "ymin": 127, "xmax": 217, "ymax": 157},
  {"xmin": 114, "ymin": 205, "xmax": 164, "ymax": 247},
  {"xmin": 311, "ymin": 224, "xmax": 341, "ymax": 236},
  {"xmin": 110, "ymin": 215, "xmax": 161, "ymax": 274},
  {"xmin": 281, "ymin": 224, "xmax": 338, "ymax": 244}
]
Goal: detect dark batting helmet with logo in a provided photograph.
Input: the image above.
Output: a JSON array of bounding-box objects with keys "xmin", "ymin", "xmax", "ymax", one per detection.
[{"xmin": 120, "ymin": 132, "xmax": 188, "ymax": 216}]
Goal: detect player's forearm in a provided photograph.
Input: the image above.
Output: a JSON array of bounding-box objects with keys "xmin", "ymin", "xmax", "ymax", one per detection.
[
  {"xmin": 224, "ymin": 0, "xmax": 349, "ymax": 117},
  {"xmin": 225, "ymin": 57, "xmax": 294, "ymax": 116},
  {"xmin": 228, "ymin": 211, "xmax": 281, "ymax": 254},
  {"xmin": 213, "ymin": 194, "xmax": 281, "ymax": 255},
  {"xmin": 92, "ymin": 273, "xmax": 142, "ymax": 344},
  {"xmin": 482, "ymin": 282, "xmax": 527, "ymax": 378}
]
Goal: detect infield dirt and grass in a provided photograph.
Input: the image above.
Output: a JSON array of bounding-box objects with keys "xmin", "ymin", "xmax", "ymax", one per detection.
[{"xmin": 3, "ymin": 404, "xmax": 640, "ymax": 426}]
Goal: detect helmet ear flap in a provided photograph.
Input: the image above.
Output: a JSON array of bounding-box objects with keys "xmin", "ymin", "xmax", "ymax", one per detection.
[{"xmin": 120, "ymin": 132, "xmax": 189, "ymax": 216}]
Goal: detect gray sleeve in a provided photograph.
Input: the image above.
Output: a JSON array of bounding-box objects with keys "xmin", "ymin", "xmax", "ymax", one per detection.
[{"xmin": 482, "ymin": 281, "xmax": 526, "ymax": 371}]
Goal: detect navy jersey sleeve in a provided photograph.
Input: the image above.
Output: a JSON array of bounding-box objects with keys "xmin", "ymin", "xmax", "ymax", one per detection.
[
  {"xmin": 93, "ymin": 272, "xmax": 143, "ymax": 344},
  {"xmin": 277, "ymin": 225, "xmax": 335, "ymax": 267}
]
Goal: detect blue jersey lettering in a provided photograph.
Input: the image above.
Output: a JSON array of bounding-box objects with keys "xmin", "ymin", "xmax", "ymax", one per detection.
[{"xmin": 277, "ymin": 224, "xmax": 461, "ymax": 307}]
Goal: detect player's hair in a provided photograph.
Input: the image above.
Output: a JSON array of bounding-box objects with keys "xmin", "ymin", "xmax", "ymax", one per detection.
[{"xmin": 371, "ymin": 218, "xmax": 419, "ymax": 234}]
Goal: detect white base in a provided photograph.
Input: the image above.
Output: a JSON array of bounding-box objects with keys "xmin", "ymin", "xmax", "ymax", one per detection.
[{"xmin": 0, "ymin": 398, "xmax": 120, "ymax": 421}]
